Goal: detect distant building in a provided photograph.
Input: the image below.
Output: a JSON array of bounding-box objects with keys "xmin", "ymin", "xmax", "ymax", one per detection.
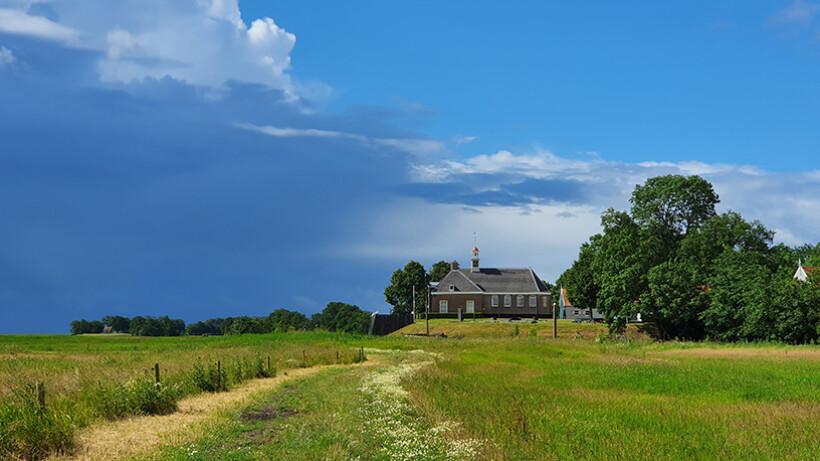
[
  {"xmin": 429, "ymin": 246, "xmax": 553, "ymax": 318},
  {"xmin": 794, "ymin": 262, "xmax": 818, "ymax": 282},
  {"xmin": 559, "ymin": 287, "xmax": 604, "ymax": 322}
]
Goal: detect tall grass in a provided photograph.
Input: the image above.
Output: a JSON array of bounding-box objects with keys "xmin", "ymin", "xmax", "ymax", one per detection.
[
  {"xmin": 0, "ymin": 332, "xmax": 369, "ymax": 460},
  {"xmin": 404, "ymin": 338, "xmax": 820, "ymax": 460}
]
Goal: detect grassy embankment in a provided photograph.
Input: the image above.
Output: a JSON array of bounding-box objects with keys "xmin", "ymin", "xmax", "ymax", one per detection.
[
  {"xmin": 0, "ymin": 332, "xmax": 369, "ymax": 460},
  {"xmin": 398, "ymin": 317, "xmax": 620, "ymax": 339}
]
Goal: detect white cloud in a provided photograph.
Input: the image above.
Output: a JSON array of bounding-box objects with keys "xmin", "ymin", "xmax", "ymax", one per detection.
[
  {"xmin": 334, "ymin": 149, "xmax": 820, "ymax": 282},
  {"xmin": 333, "ymin": 198, "xmax": 603, "ymax": 282},
  {"xmin": 452, "ymin": 134, "xmax": 477, "ymax": 145},
  {"xmin": 770, "ymin": 0, "xmax": 820, "ymax": 25},
  {"xmin": 0, "ymin": 0, "xmax": 300, "ymax": 95},
  {"xmin": 237, "ymin": 123, "xmax": 447, "ymax": 156},
  {"xmin": 0, "ymin": 7, "xmax": 78, "ymax": 42},
  {"xmin": 0, "ymin": 45, "xmax": 14, "ymax": 65}
]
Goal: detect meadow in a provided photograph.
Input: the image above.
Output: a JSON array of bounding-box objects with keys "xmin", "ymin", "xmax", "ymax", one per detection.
[
  {"xmin": 0, "ymin": 333, "xmax": 370, "ymax": 460},
  {"xmin": 4, "ymin": 321, "xmax": 820, "ymax": 460}
]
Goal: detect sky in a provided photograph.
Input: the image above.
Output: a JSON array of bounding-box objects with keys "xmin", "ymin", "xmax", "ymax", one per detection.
[{"xmin": 1, "ymin": 1, "xmax": 819, "ymax": 333}]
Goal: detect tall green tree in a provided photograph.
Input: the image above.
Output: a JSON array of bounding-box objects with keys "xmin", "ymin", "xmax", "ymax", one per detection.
[
  {"xmin": 101, "ymin": 315, "xmax": 131, "ymax": 333},
  {"xmin": 591, "ymin": 209, "xmax": 646, "ymax": 331},
  {"xmin": 556, "ymin": 238, "xmax": 600, "ymax": 313},
  {"xmin": 384, "ymin": 260, "xmax": 430, "ymax": 315},
  {"xmin": 429, "ymin": 260, "xmax": 451, "ymax": 283},
  {"xmin": 630, "ymin": 174, "xmax": 719, "ymax": 246},
  {"xmin": 312, "ymin": 302, "xmax": 371, "ymax": 334},
  {"xmin": 773, "ymin": 275, "xmax": 820, "ymax": 344}
]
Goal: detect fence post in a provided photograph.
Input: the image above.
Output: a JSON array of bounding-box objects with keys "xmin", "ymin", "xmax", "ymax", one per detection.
[
  {"xmin": 36, "ymin": 382, "xmax": 45, "ymax": 411},
  {"xmin": 267, "ymin": 356, "xmax": 271, "ymax": 375},
  {"xmin": 217, "ymin": 361, "xmax": 222, "ymax": 391},
  {"xmin": 154, "ymin": 363, "xmax": 160, "ymax": 387}
]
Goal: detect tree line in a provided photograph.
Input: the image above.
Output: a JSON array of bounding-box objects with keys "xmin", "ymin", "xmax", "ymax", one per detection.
[
  {"xmin": 558, "ymin": 174, "xmax": 820, "ymax": 344},
  {"xmin": 69, "ymin": 302, "xmax": 372, "ymax": 336}
]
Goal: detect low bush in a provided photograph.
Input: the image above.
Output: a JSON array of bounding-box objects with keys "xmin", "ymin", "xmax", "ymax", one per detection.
[
  {"xmin": 0, "ymin": 387, "xmax": 74, "ymax": 460},
  {"xmin": 85, "ymin": 377, "xmax": 180, "ymax": 419}
]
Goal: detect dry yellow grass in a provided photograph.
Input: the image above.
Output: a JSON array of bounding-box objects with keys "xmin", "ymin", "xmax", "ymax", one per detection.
[
  {"xmin": 653, "ymin": 346, "xmax": 820, "ymax": 360},
  {"xmin": 47, "ymin": 367, "xmax": 327, "ymax": 461}
]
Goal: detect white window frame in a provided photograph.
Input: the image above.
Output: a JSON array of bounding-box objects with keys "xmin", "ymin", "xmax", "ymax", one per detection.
[
  {"xmin": 504, "ymin": 295, "xmax": 512, "ymax": 307},
  {"xmin": 466, "ymin": 300, "xmax": 475, "ymax": 314},
  {"xmin": 516, "ymin": 295, "xmax": 524, "ymax": 307},
  {"xmin": 440, "ymin": 300, "xmax": 448, "ymax": 313},
  {"xmin": 492, "ymin": 295, "xmax": 499, "ymax": 307},
  {"xmin": 529, "ymin": 295, "xmax": 537, "ymax": 308}
]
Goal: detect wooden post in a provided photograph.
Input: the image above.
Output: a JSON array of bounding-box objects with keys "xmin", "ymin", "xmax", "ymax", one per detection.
[
  {"xmin": 217, "ymin": 361, "xmax": 222, "ymax": 391},
  {"xmin": 553, "ymin": 305, "xmax": 557, "ymax": 339},
  {"xmin": 426, "ymin": 284, "xmax": 430, "ymax": 336},
  {"xmin": 267, "ymin": 356, "xmax": 271, "ymax": 374},
  {"xmin": 36, "ymin": 382, "xmax": 45, "ymax": 411},
  {"xmin": 336, "ymin": 350, "xmax": 340, "ymax": 363},
  {"xmin": 154, "ymin": 363, "xmax": 160, "ymax": 385}
]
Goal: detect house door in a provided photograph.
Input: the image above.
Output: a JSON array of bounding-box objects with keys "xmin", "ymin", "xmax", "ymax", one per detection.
[{"xmin": 466, "ymin": 300, "xmax": 475, "ymax": 314}]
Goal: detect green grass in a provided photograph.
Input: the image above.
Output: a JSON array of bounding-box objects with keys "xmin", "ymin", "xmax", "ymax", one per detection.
[
  {"xmin": 8, "ymin": 325, "xmax": 820, "ymax": 460},
  {"xmin": 151, "ymin": 365, "xmax": 377, "ymax": 461},
  {"xmin": 0, "ymin": 332, "xmax": 371, "ymax": 460},
  {"xmin": 403, "ymin": 338, "xmax": 820, "ymax": 460},
  {"xmin": 395, "ymin": 318, "xmax": 620, "ymax": 339}
]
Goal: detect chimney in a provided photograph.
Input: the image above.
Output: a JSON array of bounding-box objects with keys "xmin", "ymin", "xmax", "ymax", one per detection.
[{"xmin": 451, "ymin": 261, "xmax": 460, "ymax": 271}]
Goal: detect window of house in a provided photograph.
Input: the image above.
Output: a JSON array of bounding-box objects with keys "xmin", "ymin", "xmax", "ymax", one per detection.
[
  {"xmin": 466, "ymin": 300, "xmax": 475, "ymax": 314},
  {"xmin": 440, "ymin": 300, "xmax": 448, "ymax": 313},
  {"xmin": 516, "ymin": 295, "xmax": 524, "ymax": 307},
  {"xmin": 492, "ymin": 295, "xmax": 499, "ymax": 307},
  {"xmin": 504, "ymin": 295, "xmax": 512, "ymax": 307},
  {"xmin": 584, "ymin": 310, "xmax": 589, "ymax": 316},
  {"xmin": 529, "ymin": 295, "xmax": 537, "ymax": 308},
  {"xmin": 573, "ymin": 310, "xmax": 579, "ymax": 316},
  {"xmin": 543, "ymin": 296, "xmax": 547, "ymax": 307},
  {"xmin": 449, "ymin": 285, "xmax": 455, "ymax": 291}
]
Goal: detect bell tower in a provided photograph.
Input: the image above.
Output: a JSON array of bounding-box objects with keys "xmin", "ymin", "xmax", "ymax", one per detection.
[{"xmin": 471, "ymin": 246, "xmax": 480, "ymax": 273}]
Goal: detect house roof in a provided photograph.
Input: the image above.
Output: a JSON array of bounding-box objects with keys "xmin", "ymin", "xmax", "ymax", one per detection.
[
  {"xmin": 795, "ymin": 266, "xmax": 819, "ymax": 282},
  {"xmin": 434, "ymin": 267, "xmax": 548, "ymax": 293}
]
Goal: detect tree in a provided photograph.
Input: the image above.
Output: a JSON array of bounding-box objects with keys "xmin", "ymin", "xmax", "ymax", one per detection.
[
  {"xmin": 556, "ymin": 238, "xmax": 600, "ymax": 314},
  {"xmin": 630, "ymin": 174, "xmax": 719, "ymax": 246},
  {"xmin": 267, "ymin": 309, "xmax": 309, "ymax": 333},
  {"xmin": 701, "ymin": 250, "xmax": 773, "ymax": 342},
  {"xmin": 429, "ymin": 260, "xmax": 451, "ymax": 283},
  {"xmin": 313, "ymin": 302, "xmax": 371, "ymax": 334},
  {"xmin": 773, "ymin": 275, "xmax": 820, "ymax": 344},
  {"xmin": 591, "ymin": 209, "xmax": 647, "ymax": 332},
  {"xmin": 384, "ymin": 260, "xmax": 430, "ymax": 315},
  {"xmin": 642, "ymin": 261, "xmax": 707, "ymax": 340},
  {"xmin": 102, "ymin": 315, "xmax": 131, "ymax": 333},
  {"xmin": 70, "ymin": 319, "xmax": 93, "ymax": 335}
]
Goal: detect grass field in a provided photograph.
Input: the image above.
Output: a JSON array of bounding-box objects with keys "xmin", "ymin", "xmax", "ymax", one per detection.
[{"xmin": 4, "ymin": 323, "xmax": 820, "ymax": 460}]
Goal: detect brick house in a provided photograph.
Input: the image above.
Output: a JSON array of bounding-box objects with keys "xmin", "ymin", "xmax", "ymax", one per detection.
[{"xmin": 429, "ymin": 247, "xmax": 553, "ymax": 318}]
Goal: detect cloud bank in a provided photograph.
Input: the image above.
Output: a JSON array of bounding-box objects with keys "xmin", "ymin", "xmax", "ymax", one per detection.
[{"xmin": 0, "ymin": 0, "xmax": 298, "ymax": 94}]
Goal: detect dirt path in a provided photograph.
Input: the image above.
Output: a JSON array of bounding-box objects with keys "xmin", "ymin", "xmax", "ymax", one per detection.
[{"xmin": 47, "ymin": 366, "xmax": 332, "ymax": 461}]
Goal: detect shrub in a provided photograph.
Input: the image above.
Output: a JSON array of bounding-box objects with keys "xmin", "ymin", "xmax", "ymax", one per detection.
[
  {"xmin": 0, "ymin": 387, "xmax": 74, "ymax": 460},
  {"xmin": 191, "ymin": 363, "xmax": 227, "ymax": 392},
  {"xmin": 85, "ymin": 377, "xmax": 180, "ymax": 419}
]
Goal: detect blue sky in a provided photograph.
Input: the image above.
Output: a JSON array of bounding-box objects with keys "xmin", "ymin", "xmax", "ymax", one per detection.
[{"xmin": 1, "ymin": 1, "xmax": 819, "ymax": 333}]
